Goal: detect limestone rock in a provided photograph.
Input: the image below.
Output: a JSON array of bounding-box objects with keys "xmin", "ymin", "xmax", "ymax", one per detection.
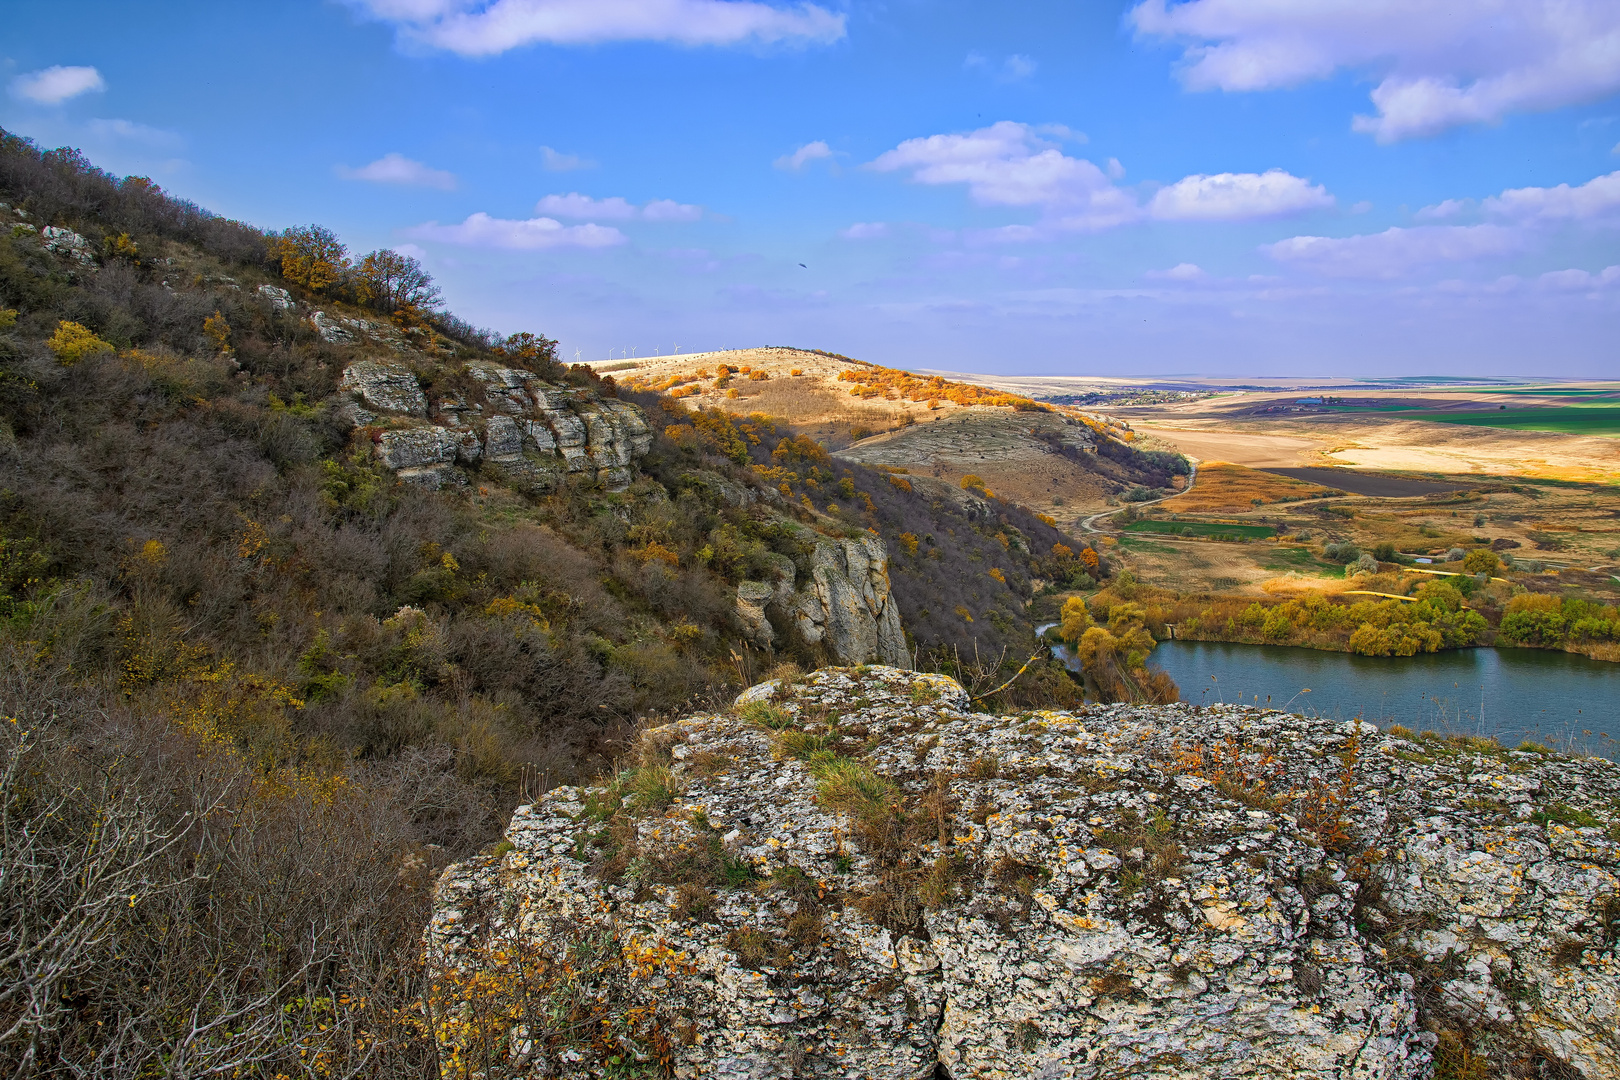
[
  {"xmin": 257, "ymin": 284, "xmax": 296, "ymax": 311},
  {"xmin": 793, "ymin": 536, "xmax": 908, "ymax": 666},
  {"xmin": 340, "ymin": 361, "xmax": 428, "ymax": 416},
  {"xmin": 429, "ymin": 668, "xmax": 1620, "ymax": 1079},
  {"xmin": 42, "ymin": 225, "xmax": 94, "ymax": 264},
  {"xmin": 377, "ymin": 427, "xmax": 459, "ymax": 470},
  {"xmin": 311, "ymin": 310, "xmax": 356, "ymax": 344},
  {"xmin": 338, "ymin": 361, "xmax": 652, "ymax": 492}
]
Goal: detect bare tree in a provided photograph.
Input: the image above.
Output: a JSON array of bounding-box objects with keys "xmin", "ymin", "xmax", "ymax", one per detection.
[{"xmin": 356, "ymin": 249, "xmax": 442, "ymax": 314}]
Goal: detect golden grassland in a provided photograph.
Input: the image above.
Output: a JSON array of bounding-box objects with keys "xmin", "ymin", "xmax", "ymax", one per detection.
[{"xmin": 1169, "ymin": 462, "xmax": 1327, "ymax": 513}]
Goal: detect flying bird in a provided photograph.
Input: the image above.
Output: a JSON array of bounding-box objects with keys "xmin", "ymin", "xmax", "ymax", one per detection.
[{"xmin": 798, "ymin": 263, "xmax": 807, "ymax": 268}]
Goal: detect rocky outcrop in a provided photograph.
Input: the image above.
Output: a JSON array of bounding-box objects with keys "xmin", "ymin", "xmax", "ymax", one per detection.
[
  {"xmin": 428, "ymin": 666, "xmax": 1620, "ymax": 1079},
  {"xmin": 257, "ymin": 284, "xmax": 296, "ymax": 311},
  {"xmin": 340, "ymin": 360, "xmax": 427, "ymax": 416},
  {"xmin": 337, "ymin": 360, "xmax": 652, "ymax": 491},
  {"xmin": 41, "ymin": 225, "xmax": 94, "ymax": 265},
  {"xmin": 734, "ymin": 536, "xmax": 908, "ymax": 667}
]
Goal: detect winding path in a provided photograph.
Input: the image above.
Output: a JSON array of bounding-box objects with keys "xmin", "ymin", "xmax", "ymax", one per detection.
[{"xmin": 1079, "ymin": 460, "xmax": 1199, "ymax": 537}]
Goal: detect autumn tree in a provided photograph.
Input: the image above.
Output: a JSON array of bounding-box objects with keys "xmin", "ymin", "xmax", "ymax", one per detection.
[
  {"xmin": 355, "ymin": 248, "xmax": 442, "ymax": 314},
  {"xmin": 272, "ymin": 224, "xmax": 349, "ymax": 295}
]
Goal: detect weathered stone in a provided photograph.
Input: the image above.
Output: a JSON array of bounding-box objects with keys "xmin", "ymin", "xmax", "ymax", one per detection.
[
  {"xmin": 42, "ymin": 225, "xmax": 94, "ymax": 264},
  {"xmin": 735, "ymin": 580, "xmax": 777, "ymax": 648},
  {"xmin": 311, "ymin": 310, "xmax": 355, "ymax": 344},
  {"xmin": 482, "ymin": 414, "xmax": 524, "ymax": 458},
  {"xmin": 377, "ymin": 427, "xmax": 459, "ymax": 470},
  {"xmin": 340, "ymin": 361, "xmax": 427, "ymax": 416},
  {"xmin": 257, "ymin": 284, "xmax": 295, "ymax": 311},
  {"xmin": 340, "ymin": 361, "xmax": 651, "ymax": 491},
  {"xmin": 429, "ymin": 668, "xmax": 1620, "ymax": 1080},
  {"xmin": 794, "ymin": 536, "xmax": 908, "ymax": 666}
]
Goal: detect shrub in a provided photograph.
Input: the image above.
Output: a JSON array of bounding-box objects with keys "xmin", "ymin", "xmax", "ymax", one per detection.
[
  {"xmin": 1323, "ymin": 542, "xmax": 1359, "ymax": 564},
  {"xmin": 46, "ymin": 321, "xmax": 114, "ymax": 364},
  {"xmin": 1462, "ymin": 548, "xmax": 1500, "ymax": 575}
]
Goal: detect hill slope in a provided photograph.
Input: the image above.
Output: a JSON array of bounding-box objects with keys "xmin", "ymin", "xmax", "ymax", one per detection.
[{"xmin": 0, "ymin": 130, "xmax": 1109, "ymax": 1073}]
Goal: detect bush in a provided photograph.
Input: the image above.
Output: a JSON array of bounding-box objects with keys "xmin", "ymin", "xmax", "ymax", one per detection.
[
  {"xmin": 1462, "ymin": 548, "xmax": 1500, "ymax": 575},
  {"xmin": 1323, "ymin": 542, "xmax": 1359, "ymax": 564}
]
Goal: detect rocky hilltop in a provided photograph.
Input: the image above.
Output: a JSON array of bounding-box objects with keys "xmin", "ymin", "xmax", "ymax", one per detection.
[{"xmin": 429, "ymin": 667, "xmax": 1620, "ymax": 1079}]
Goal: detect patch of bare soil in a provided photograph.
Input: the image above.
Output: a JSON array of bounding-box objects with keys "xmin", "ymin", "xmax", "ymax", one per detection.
[{"xmin": 1262, "ymin": 468, "xmax": 1472, "ymax": 497}]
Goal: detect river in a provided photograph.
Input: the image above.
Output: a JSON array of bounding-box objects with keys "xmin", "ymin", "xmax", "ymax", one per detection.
[{"xmin": 1043, "ymin": 631, "xmax": 1618, "ymax": 756}]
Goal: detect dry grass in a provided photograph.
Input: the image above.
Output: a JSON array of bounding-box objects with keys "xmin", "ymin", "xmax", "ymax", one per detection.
[{"xmin": 1171, "ymin": 461, "xmax": 1327, "ymax": 512}]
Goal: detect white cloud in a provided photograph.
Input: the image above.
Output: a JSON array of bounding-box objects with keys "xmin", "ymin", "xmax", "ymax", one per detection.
[
  {"xmin": 1415, "ymin": 198, "xmax": 1469, "ymax": 221},
  {"xmin": 9, "ymin": 65, "xmax": 105, "ymax": 105},
  {"xmin": 642, "ymin": 198, "xmax": 703, "ymax": 221},
  {"xmin": 965, "ymin": 52, "xmax": 1038, "ymax": 82},
  {"xmin": 536, "ymin": 192, "xmax": 638, "ymax": 218},
  {"xmin": 1262, "ymin": 224, "xmax": 1523, "ymax": 277},
  {"xmin": 337, "ymin": 152, "xmax": 457, "ymax": 189},
  {"xmin": 868, "ymin": 121, "xmax": 1138, "ymax": 232},
  {"xmin": 1129, "ymin": 0, "xmax": 1620, "ymax": 141},
  {"xmin": 348, "ymin": 0, "xmax": 845, "ymax": 55},
  {"xmin": 1483, "ymin": 169, "xmax": 1620, "ymax": 222},
  {"xmin": 534, "ymin": 192, "xmax": 702, "ymax": 220},
  {"xmin": 540, "ymin": 146, "xmax": 594, "ymax": 171},
  {"xmin": 86, "ymin": 118, "xmax": 182, "ymax": 147},
  {"xmin": 1537, "ymin": 265, "xmax": 1620, "ymax": 290},
  {"xmin": 775, "ymin": 140, "xmax": 833, "ymax": 170},
  {"xmin": 407, "ymin": 212, "xmax": 627, "ymax": 249},
  {"xmin": 839, "ymin": 222, "xmax": 889, "ymax": 240},
  {"xmin": 1148, "ymin": 169, "xmax": 1332, "ymax": 221},
  {"xmin": 1147, "ymin": 262, "xmax": 1208, "ymax": 281}
]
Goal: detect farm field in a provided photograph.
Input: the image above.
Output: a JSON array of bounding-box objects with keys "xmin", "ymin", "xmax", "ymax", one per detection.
[
  {"xmin": 1124, "ymin": 519, "xmax": 1278, "ymax": 540},
  {"xmin": 1415, "ymin": 406, "xmax": 1620, "ymax": 437}
]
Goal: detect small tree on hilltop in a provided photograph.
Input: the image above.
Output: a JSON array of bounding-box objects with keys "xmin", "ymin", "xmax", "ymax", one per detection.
[
  {"xmin": 356, "ymin": 248, "xmax": 442, "ymax": 314},
  {"xmin": 272, "ymin": 225, "xmax": 349, "ymax": 295},
  {"xmin": 1462, "ymin": 548, "xmax": 1500, "ymax": 575}
]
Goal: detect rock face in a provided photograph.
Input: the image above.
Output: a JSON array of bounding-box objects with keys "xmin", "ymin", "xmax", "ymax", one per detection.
[
  {"xmin": 734, "ymin": 537, "xmax": 908, "ymax": 667},
  {"xmin": 336, "ymin": 360, "xmax": 652, "ymax": 491},
  {"xmin": 428, "ymin": 667, "xmax": 1620, "ymax": 1079},
  {"xmin": 41, "ymin": 225, "xmax": 95, "ymax": 265}
]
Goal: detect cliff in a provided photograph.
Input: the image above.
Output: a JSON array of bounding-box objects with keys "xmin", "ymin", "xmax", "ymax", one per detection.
[
  {"xmin": 735, "ymin": 534, "xmax": 908, "ymax": 668},
  {"xmin": 428, "ymin": 666, "xmax": 1620, "ymax": 1079}
]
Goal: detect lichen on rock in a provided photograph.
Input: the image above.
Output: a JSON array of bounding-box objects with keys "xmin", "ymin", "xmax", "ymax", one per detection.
[{"xmin": 425, "ymin": 667, "xmax": 1620, "ymax": 1078}]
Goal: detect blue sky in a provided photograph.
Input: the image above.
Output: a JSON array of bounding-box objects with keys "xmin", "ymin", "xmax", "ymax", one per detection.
[{"xmin": 5, "ymin": 0, "xmax": 1620, "ymax": 377}]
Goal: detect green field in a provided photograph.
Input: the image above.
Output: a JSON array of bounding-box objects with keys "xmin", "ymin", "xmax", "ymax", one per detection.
[
  {"xmin": 1418, "ymin": 406, "xmax": 1620, "ymax": 437},
  {"xmin": 1258, "ymin": 546, "xmax": 1342, "ymax": 576},
  {"xmin": 1125, "ymin": 519, "xmax": 1276, "ymax": 540},
  {"xmin": 1117, "ymin": 537, "xmax": 1180, "ymax": 554}
]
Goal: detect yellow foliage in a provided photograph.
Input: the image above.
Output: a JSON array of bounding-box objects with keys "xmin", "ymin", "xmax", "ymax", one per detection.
[
  {"xmin": 203, "ymin": 310, "xmax": 232, "ymax": 351},
  {"xmin": 630, "ymin": 542, "xmax": 680, "ymax": 568},
  {"xmin": 274, "ymin": 225, "xmax": 349, "ymax": 294},
  {"xmin": 47, "ymin": 321, "xmax": 114, "ymax": 365},
  {"xmin": 988, "ymin": 567, "xmax": 1007, "ymax": 584},
  {"xmin": 898, "ymin": 532, "xmax": 920, "ymax": 556},
  {"xmin": 1058, "ymin": 596, "xmax": 1092, "ymax": 643}
]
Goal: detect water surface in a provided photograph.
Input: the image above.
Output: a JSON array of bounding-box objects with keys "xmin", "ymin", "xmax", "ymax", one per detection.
[{"xmin": 1047, "ymin": 634, "xmax": 1618, "ymax": 756}]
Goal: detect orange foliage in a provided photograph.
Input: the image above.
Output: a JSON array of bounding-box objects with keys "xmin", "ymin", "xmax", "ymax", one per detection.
[{"xmin": 834, "ymin": 365, "xmax": 1045, "ymax": 410}]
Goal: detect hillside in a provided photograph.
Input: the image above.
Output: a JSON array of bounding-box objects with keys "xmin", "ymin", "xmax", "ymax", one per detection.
[
  {"xmin": 593, "ymin": 346, "xmax": 1189, "ymax": 524},
  {"xmin": 0, "ymin": 131, "xmax": 1115, "ymax": 1074}
]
